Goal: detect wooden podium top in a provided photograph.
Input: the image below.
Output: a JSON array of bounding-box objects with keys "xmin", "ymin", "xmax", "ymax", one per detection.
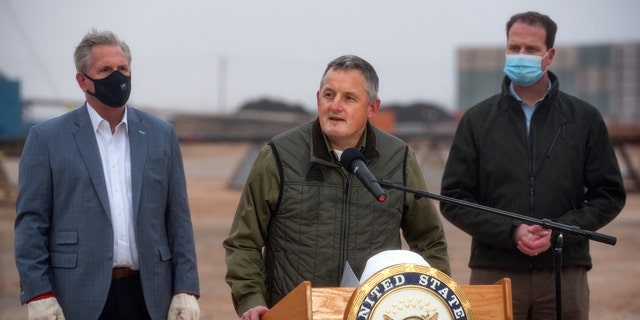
[{"xmin": 263, "ymin": 278, "xmax": 512, "ymax": 320}]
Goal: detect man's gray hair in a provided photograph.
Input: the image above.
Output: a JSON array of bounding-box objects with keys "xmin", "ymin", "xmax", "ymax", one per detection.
[
  {"xmin": 74, "ymin": 29, "xmax": 131, "ymax": 73},
  {"xmin": 320, "ymin": 55, "xmax": 379, "ymax": 104}
]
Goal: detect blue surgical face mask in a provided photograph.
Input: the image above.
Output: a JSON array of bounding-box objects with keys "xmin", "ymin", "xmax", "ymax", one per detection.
[{"xmin": 503, "ymin": 51, "xmax": 549, "ymax": 87}]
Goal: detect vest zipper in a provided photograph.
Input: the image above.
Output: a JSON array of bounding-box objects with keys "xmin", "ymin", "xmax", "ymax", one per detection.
[{"xmin": 339, "ymin": 177, "xmax": 350, "ymax": 280}]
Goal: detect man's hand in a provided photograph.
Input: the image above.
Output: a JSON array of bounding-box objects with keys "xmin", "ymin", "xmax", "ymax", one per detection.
[
  {"xmin": 514, "ymin": 224, "xmax": 552, "ymax": 256},
  {"xmin": 168, "ymin": 293, "xmax": 200, "ymax": 320},
  {"xmin": 27, "ymin": 297, "xmax": 65, "ymax": 320},
  {"xmin": 240, "ymin": 306, "xmax": 269, "ymax": 320}
]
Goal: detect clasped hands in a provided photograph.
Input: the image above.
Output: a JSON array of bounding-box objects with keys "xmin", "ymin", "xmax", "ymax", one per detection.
[{"xmin": 514, "ymin": 224, "xmax": 552, "ymax": 256}]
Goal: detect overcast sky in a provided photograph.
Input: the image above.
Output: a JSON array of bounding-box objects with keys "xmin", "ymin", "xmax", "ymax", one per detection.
[{"xmin": 2, "ymin": 0, "xmax": 639, "ymax": 115}]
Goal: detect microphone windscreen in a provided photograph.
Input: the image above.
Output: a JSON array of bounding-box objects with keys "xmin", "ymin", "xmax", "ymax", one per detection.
[{"xmin": 340, "ymin": 148, "xmax": 365, "ymax": 171}]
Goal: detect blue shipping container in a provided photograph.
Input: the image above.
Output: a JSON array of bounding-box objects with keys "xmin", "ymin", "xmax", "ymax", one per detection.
[{"xmin": 0, "ymin": 77, "xmax": 22, "ymax": 141}]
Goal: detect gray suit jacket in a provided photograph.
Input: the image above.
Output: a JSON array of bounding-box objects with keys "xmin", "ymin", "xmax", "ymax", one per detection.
[{"xmin": 15, "ymin": 105, "xmax": 199, "ymax": 320}]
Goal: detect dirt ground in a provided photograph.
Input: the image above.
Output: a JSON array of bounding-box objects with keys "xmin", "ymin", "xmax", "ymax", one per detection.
[{"xmin": 1, "ymin": 142, "xmax": 639, "ymax": 319}]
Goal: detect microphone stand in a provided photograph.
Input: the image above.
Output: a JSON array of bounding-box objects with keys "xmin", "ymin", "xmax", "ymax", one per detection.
[
  {"xmin": 555, "ymin": 234, "xmax": 564, "ymax": 320},
  {"xmin": 378, "ymin": 179, "xmax": 616, "ymax": 320}
]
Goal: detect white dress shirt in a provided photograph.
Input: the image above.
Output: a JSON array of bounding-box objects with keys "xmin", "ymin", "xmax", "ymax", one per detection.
[{"xmin": 87, "ymin": 104, "xmax": 139, "ymax": 270}]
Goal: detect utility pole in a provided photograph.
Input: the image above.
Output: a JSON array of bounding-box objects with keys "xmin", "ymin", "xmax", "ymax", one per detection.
[{"xmin": 217, "ymin": 55, "xmax": 227, "ymax": 114}]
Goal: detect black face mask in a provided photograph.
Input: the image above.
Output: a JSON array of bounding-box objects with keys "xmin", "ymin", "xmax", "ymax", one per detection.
[{"xmin": 83, "ymin": 70, "xmax": 131, "ymax": 108}]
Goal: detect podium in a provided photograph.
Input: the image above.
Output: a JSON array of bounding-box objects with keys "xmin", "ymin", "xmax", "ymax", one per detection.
[{"xmin": 263, "ymin": 278, "xmax": 513, "ymax": 320}]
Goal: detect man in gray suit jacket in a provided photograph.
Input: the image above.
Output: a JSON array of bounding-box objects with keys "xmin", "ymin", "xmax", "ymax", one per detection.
[{"xmin": 14, "ymin": 29, "xmax": 200, "ymax": 319}]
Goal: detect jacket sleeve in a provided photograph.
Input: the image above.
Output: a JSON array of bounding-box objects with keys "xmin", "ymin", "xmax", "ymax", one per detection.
[
  {"xmin": 14, "ymin": 126, "xmax": 55, "ymax": 304},
  {"xmin": 400, "ymin": 149, "xmax": 451, "ymax": 276},
  {"xmin": 222, "ymin": 145, "xmax": 280, "ymax": 315},
  {"xmin": 166, "ymin": 128, "xmax": 200, "ymax": 296}
]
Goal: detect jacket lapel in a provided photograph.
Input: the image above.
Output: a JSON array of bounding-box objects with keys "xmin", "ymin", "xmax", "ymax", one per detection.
[
  {"xmin": 127, "ymin": 108, "xmax": 146, "ymax": 219},
  {"xmin": 73, "ymin": 105, "xmax": 111, "ymax": 217}
]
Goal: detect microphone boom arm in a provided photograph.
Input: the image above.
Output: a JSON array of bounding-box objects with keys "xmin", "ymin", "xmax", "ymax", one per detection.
[{"xmin": 378, "ymin": 179, "xmax": 616, "ymax": 246}]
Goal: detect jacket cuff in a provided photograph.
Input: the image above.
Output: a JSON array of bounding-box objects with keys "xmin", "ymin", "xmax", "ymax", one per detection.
[
  {"xmin": 28, "ymin": 291, "xmax": 54, "ymax": 303},
  {"xmin": 237, "ymin": 294, "xmax": 268, "ymax": 316}
]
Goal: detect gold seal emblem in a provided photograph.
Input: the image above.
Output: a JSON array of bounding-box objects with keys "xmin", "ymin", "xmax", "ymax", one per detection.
[{"xmin": 344, "ymin": 264, "xmax": 474, "ymax": 320}]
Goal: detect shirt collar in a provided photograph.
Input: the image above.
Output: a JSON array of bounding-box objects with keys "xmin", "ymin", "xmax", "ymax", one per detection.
[
  {"xmin": 508, "ymin": 80, "xmax": 553, "ymax": 108},
  {"xmin": 324, "ymin": 126, "xmax": 368, "ymax": 160},
  {"xmin": 86, "ymin": 103, "xmax": 128, "ymax": 133}
]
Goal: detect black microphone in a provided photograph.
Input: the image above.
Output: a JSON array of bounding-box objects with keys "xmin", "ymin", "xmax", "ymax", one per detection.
[{"xmin": 340, "ymin": 148, "xmax": 387, "ymax": 202}]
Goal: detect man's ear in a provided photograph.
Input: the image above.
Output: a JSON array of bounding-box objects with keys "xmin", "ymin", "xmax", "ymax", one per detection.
[
  {"xmin": 546, "ymin": 47, "xmax": 556, "ymax": 66},
  {"xmin": 368, "ymin": 98, "xmax": 381, "ymax": 119},
  {"xmin": 76, "ymin": 72, "xmax": 88, "ymax": 91}
]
